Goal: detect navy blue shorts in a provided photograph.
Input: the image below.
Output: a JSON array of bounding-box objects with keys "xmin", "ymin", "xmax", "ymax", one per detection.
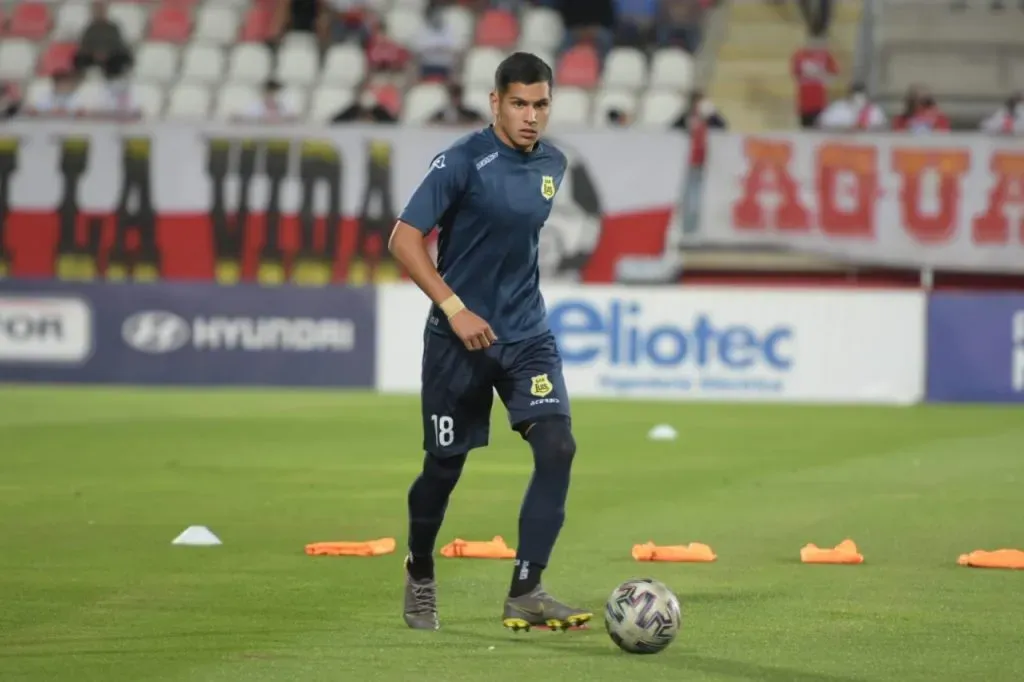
[{"xmin": 420, "ymin": 330, "xmax": 571, "ymax": 457}]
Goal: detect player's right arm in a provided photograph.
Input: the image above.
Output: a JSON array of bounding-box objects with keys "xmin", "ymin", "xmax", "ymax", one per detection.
[{"xmin": 388, "ymin": 150, "xmax": 497, "ymax": 351}]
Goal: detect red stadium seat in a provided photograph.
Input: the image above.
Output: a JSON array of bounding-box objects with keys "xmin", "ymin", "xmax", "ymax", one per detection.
[
  {"xmin": 240, "ymin": 5, "xmax": 273, "ymax": 42},
  {"xmin": 9, "ymin": 2, "xmax": 52, "ymax": 40},
  {"xmin": 149, "ymin": 5, "xmax": 192, "ymax": 43},
  {"xmin": 372, "ymin": 82, "xmax": 402, "ymax": 118},
  {"xmin": 556, "ymin": 44, "xmax": 600, "ymax": 88},
  {"xmin": 38, "ymin": 42, "xmax": 78, "ymax": 76},
  {"xmin": 474, "ymin": 9, "xmax": 518, "ymax": 48}
]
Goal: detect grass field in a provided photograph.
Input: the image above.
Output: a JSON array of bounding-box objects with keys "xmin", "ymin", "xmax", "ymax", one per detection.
[{"xmin": 1, "ymin": 386, "xmax": 1023, "ymax": 682}]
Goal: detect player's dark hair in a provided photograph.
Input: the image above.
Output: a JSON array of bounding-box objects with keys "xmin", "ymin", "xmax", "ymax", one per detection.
[{"xmin": 494, "ymin": 52, "xmax": 553, "ymax": 95}]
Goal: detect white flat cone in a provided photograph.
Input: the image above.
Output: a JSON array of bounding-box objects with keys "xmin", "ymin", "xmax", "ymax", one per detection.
[
  {"xmin": 648, "ymin": 424, "xmax": 678, "ymax": 441},
  {"xmin": 172, "ymin": 525, "xmax": 222, "ymax": 546}
]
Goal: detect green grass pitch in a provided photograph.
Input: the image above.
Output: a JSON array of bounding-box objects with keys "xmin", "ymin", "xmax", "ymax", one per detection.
[{"xmin": 2, "ymin": 386, "xmax": 1023, "ymax": 681}]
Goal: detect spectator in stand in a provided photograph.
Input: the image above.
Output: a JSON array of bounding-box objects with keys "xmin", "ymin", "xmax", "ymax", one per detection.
[
  {"xmin": 892, "ymin": 86, "xmax": 950, "ymax": 133},
  {"xmin": 21, "ymin": 70, "xmax": 85, "ymax": 118},
  {"xmin": 366, "ymin": 20, "xmax": 411, "ymax": 78},
  {"xmin": 427, "ymin": 82, "xmax": 484, "ymax": 125},
  {"xmin": 980, "ymin": 93, "xmax": 1023, "ymax": 135},
  {"xmin": 73, "ymin": 1, "xmax": 133, "ymax": 79},
  {"xmin": 234, "ymin": 79, "xmax": 300, "ymax": 122},
  {"xmin": 607, "ymin": 108, "xmax": 632, "ymax": 126},
  {"xmin": 614, "ymin": 0, "xmax": 657, "ymax": 48},
  {"xmin": 332, "ymin": 82, "xmax": 397, "ymax": 123},
  {"xmin": 658, "ymin": 0, "xmax": 707, "ymax": 53},
  {"xmin": 790, "ymin": 36, "xmax": 838, "ymax": 128},
  {"xmin": 273, "ymin": 0, "xmax": 323, "ymax": 46},
  {"xmin": 672, "ymin": 89, "xmax": 726, "ymax": 235},
  {"xmin": 556, "ymin": 0, "xmax": 616, "ymax": 63},
  {"xmin": 323, "ymin": 0, "xmax": 375, "ymax": 46},
  {"xmin": 817, "ymin": 82, "xmax": 887, "ymax": 131},
  {"xmin": 413, "ymin": 6, "xmax": 460, "ymax": 82},
  {"xmin": 797, "ymin": 0, "xmax": 832, "ymax": 37}
]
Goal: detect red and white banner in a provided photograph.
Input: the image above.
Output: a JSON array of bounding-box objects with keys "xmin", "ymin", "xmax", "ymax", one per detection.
[{"xmin": 699, "ymin": 132, "xmax": 1024, "ymax": 273}]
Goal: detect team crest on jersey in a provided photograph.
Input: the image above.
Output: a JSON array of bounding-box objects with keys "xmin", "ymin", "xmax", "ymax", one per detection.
[
  {"xmin": 530, "ymin": 374, "xmax": 554, "ymax": 397},
  {"xmin": 540, "ymin": 176, "xmax": 556, "ymax": 200}
]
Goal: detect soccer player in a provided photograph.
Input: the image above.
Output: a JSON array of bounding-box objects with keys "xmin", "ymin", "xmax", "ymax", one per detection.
[{"xmin": 387, "ymin": 52, "xmax": 591, "ymax": 633}]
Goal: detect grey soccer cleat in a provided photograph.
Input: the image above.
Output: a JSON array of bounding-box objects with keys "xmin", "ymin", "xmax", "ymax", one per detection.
[
  {"xmin": 502, "ymin": 585, "xmax": 593, "ymax": 632},
  {"xmin": 403, "ymin": 559, "xmax": 440, "ymax": 630}
]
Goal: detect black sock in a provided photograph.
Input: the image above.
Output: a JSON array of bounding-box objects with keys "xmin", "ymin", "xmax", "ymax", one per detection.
[
  {"xmin": 406, "ymin": 452, "xmax": 466, "ymax": 580},
  {"xmin": 510, "ymin": 419, "xmax": 576, "ymax": 597},
  {"xmin": 509, "ymin": 559, "xmax": 544, "ymax": 597}
]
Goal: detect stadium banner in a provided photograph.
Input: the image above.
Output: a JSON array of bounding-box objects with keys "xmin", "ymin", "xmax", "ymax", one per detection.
[
  {"xmin": 0, "ymin": 279, "xmax": 376, "ymax": 387},
  {"xmin": 926, "ymin": 293, "xmax": 1024, "ymax": 403},
  {"xmin": 699, "ymin": 132, "xmax": 1024, "ymax": 273},
  {"xmin": 377, "ymin": 283, "xmax": 926, "ymax": 404},
  {"xmin": 0, "ymin": 121, "xmax": 688, "ymax": 286}
]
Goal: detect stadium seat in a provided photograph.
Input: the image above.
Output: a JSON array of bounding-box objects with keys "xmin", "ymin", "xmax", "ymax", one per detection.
[
  {"xmin": 108, "ymin": 3, "xmax": 147, "ymax": 44},
  {"xmin": 602, "ymin": 47, "xmax": 648, "ymax": 91},
  {"xmin": 181, "ymin": 43, "xmax": 225, "ymax": 84},
  {"xmin": 282, "ymin": 86, "xmax": 309, "ymax": 118},
  {"xmin": 134, "ymin": 42, "xmax": 180, "ymax": 84},
  {"xmin": 439, "ymin": 4, "xmax": 475, "ymax": 52},
  {"xmin": 474, "ymin": 9, "xmax": 518, "ymax": 49},
  {"xmin": 556, "ymin": 45, "xmax": 600, "ymax": 88},
  {"xmin": 227, "ymin": 42, "xmax": 272, "ymax": 84},
  {"xmin": 53, "ymin": 2, "xmax": 90, "ymax": 41},
  {"xmin": 240, "ymin": 4, "xmax": 273, "ymax": 42},
  {"xmin": 9, "ymin": 3, "xmax": 52, "ymax": 40},
  {"xmin": 37, "ymin": 42, "xmax": 77, "ymax": 77},
  {"xmin": 308, "ymin": 87, "xmax": 353, "ymax": 122},
  {"xmin": 403, "ymin": 82, "xmax": 448, "ymax": 124},
  {"xmin": 322, "ymin": 43, "xmax": 366, "ymax": 88},
  {"xmin": 194, "ymin": 5, "xmax": 241, "ymax": 45},
  {"xmin": 649, "ymin": 48, "xmax": 694, "ymax": 90},
  {"xmin": 637, "ymin": 90, "xmax": 685, "ymax": 127},
  {"xmin": 592, "ymin": 88, "xmax": 637, "ymax": 126},
  {"xmin": 133, "ymin": 82, "xmax": 165, "ymax": 118},
  {"xmin": 0, "ymin": 39, "xmax": 38, "ymax": 81},
  {"xmin": 149, "ymin": 5, "xmax": 192, "ymax": 43},
  {"xmin": 386, "ymin": 8, "xmax": 425, "ymax": 45},
  {"xmin": 392, "ymin": 0, "xmax": 429, "ymax": 10},
  {"xmin": 167, "ymin": 82, "xmax": 211, "ymax": 118},
  {"xmin": 463, "ymin": 47, "xmax": 505, "ymax": 89},
  {"xmin": 215, "ymin": 82, "xmax": 258, "ymax": 119},
  {"xmin": 518, "ymin": 6, "xmax": 563, "ymax": 53},
  {"xmin": 275, "ymin": 41, "xmax": 319, "ymax": 86},
  {"xmin": 371, "ymin": 82, "xmax": 402, "ymax": 117},
  {"xmin": 548, "ymin": 86, "xmax": 589, "ymax": 126},
  {"xmin": 465, "ymin": 88, "xmax": 492, "ymax": 119},
  {"xmin": 24, "ymin": 78, "xmax": 51, "ymax": 106}
]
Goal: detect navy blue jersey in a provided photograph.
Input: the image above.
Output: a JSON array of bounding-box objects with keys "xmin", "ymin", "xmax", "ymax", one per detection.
[{"xmin": 398, "ymin": 126, "xmax": 568, "ymax": 344}]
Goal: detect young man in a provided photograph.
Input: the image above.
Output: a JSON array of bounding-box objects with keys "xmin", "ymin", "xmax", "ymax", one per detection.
[{"xmin": 388, "ymin": 52, "xmax": 591, "ymax": 633}]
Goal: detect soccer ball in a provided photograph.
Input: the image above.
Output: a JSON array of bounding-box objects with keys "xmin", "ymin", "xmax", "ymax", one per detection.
[{"xmin": 604, "ymin": 578, "xmax": 682, "ymax": 654}]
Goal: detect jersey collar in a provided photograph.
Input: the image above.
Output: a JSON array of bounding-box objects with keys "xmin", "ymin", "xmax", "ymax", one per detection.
[{"xmin": 487, "ymin": 124, "xmax": 541, "ymax": 160}]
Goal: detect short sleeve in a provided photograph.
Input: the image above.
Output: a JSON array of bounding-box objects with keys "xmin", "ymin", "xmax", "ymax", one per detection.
[{"xmin": 398, "ymin": 148, "xmax": 469, "ymax": 234}]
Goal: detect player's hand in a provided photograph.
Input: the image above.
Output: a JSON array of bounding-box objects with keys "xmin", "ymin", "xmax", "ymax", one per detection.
[{"xmin": 449, "ymin": 309, "xmax": 497, "ymax": 351}]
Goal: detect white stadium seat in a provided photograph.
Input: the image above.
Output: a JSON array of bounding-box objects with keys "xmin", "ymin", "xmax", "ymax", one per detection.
[
  {"xmin": 462, "ymin": 47, "xmax": 505, "ymax": 89},
  {"xmin": 107, "ymin": 3, "xmax": 147, "ymax": 44},
  {"xmin": 0, "ymin": 40, "xmax": 38, "ymax": 81},
  {"xmin": 592, "ymin": 88, "xmax": 638, "ymax": 126},
  {"xmin": 465, "ymin": 88, "xmax": 493, "ymax": 119},
  {"xmin": 518, "ymin": 6, "xmax": 563, "ymax": 53},
  {"xmin": 227, "ymin": 43, "xmax": 272, "ymax": 84},
  {"xmin": 134, "ymin": 42, "xmax": 180, "ymax": 84},
  {"xmin": 167, "ymin": 83, "xmax": 211, "ymax": 118},
  {"xmin": 133, "ymin": 82, "xmax": 166, "ymax": 118},
  {"xmin": 194, "ymin": 5, "xmax": 241, "ymax": 45},
  {"xmin": 638, "ymin": 90, "xmax": 686, "ymax": 126},
  {"xmin": 386, "ymin": 8, "xmax": 425, "ymax": 45},
  {"xmin": 54, "ymin": 3, "xmax": 90, "ymax": 41},
  {"xmin": 309, "ymin": 87, "xmax": 353, "ymax": 122},
  {"xmin": 548, "ymin": 86, "xmax": 589, "ymax": 126},
  {"xmin": 650, "ymin": 48, "xmax": 695, "ymax": 91},
  {"xmin": 403, "ymin": 82, "xmax": 448, "ymax": 124},
  {"xmin": 322, "ymin": 44, "xmax": 367, "ymax": 88},
  {"xmin": 215, "ymin": 82, "xmax": 258, "ymax": 119},
  {"xmin": 275, "ymin": 41, "xmax": 319, "ymax": 86},
  {"xmin": 181, "ymin": 43, "xmax": 225, "ymax": 84},
  {"xmin": 602, "ymin": 47, "xmax": 648, "ymax": 91},
  {"xmin": 440, "ymin": 4, "xmax": 475, "ymax": 52}
]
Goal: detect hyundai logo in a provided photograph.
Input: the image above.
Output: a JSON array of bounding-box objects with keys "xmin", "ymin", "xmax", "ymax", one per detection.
[{"xmin": 122, "ymin": 311, "xmax": 191, "ymax": 354}]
